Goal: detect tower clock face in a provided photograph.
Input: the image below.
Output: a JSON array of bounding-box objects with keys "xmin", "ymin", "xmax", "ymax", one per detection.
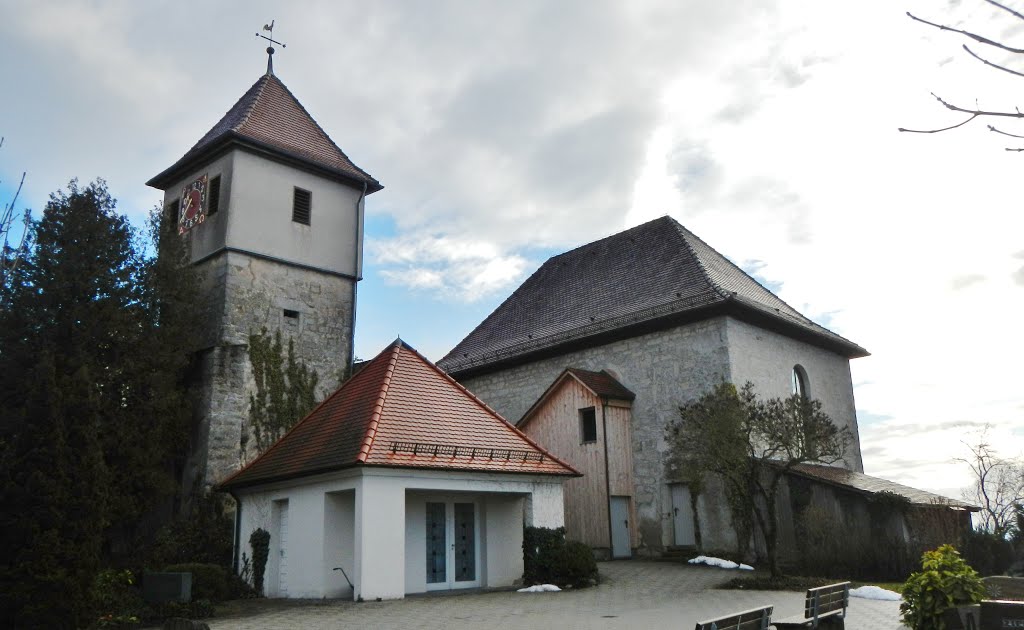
[{"xmin": 178, "ymin": 174, "xmax": 209, "ymax": 235}]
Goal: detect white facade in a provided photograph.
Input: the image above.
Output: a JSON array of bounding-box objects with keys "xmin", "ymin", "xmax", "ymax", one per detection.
[
  {"xmin": 234, "ymin": 467, "xmax": 565, "ymax": 600},
  {"xmin": 161, "ymin": 147, "xmax": 365, "ymax": 278}
]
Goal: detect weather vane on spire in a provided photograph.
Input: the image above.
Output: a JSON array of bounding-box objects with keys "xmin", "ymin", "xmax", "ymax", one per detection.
[{"xmin": 256, "ymin": 20, "xmax": 286, "ymax": 75}]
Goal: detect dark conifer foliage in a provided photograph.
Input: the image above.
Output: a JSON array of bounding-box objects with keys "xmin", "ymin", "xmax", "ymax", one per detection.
[{"xmin": 0, "ymin": 180, "xmax": 198, "ymax": 626}]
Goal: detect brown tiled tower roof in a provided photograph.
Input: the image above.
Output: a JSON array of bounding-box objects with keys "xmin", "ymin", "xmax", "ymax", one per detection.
[
  {"xmin": 219, "ymin": 340, "xmax": 578, "ymax": 490},
  {"xmin": 438, "ymin": 216, "xmax": 867, "ymax": 377},
  {"xmin": 148, "ymin": 72, "xmax": 381, "ymax": 192}
]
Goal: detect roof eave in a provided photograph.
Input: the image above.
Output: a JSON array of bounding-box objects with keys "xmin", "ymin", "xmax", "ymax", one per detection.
[
  {"xmin": 218, "ymin": 459, "xmax": 581, "ymax": 491},
  {"xmin": 146, "ymin": 133, "xmax": 384, "ymax": 193},
  {"xmin": 445, "ymin": 300, "xmax": 867, "ymax": 380}
]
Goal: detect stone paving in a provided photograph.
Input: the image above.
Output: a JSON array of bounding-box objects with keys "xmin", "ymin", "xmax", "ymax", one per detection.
[{"xmin": 207, "ymin": 560, "xmax": 903, "ymax": 629}]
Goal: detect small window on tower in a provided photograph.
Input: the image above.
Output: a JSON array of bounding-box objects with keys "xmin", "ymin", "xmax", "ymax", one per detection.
[
  {"xmin": 208, "ymin": 176, "xmax": 221, "ymax": 216},
  {"xmin": 292, "ymin": 187, "xmax": 311, "ymax": 225},
  {"xmin": 580, "ymin": 407, "xmax": 597, "ymax": 444},
  {"xmin": 283, "ymin": 309, "xmax": 300, "ymax": 323}
]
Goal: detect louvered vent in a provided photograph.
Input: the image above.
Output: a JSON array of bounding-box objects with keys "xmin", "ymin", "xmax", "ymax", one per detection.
[
  {"xmin": 208, "ymin": 176, "xmax": 221, "ymax": 216},
  {"xmin": 292, "ymin": 187, "xmax": 311, "ymax": 225}
]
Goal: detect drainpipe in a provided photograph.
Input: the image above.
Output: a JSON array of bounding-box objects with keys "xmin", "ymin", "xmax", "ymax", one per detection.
[
  {"xmin": 602, "ymin": 400, "xmax": 614, "ymax": 557},
  {"xmin": 349, "ymin": 181, "xmax": 367, "ymax": 377},
  {"xmin": 229, "ymin": 490, "xmax": 242, "ymax": 574}
]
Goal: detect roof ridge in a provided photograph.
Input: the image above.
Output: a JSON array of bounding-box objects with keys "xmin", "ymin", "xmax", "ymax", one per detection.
[
  {"xmin": 236, "ymin": 74, "xmax": 272, "ymax": 131},
  {"xmin": 356, "ymin": 341, "xmax": 402, "ymax": 463},
  {"xmin": 671, "ymin": 218, "xmax": 826, "ymax": 329},
  {"xmin": 269, "ymin": 75, "xmax": 379, "ymax": 183},
  {"xmin": 403, "ymin": 344, "xmax": 579, "ymax": 476},
  {"xmin": 667, "ymin": 218, "xmax": 733, "ymax": 301}
]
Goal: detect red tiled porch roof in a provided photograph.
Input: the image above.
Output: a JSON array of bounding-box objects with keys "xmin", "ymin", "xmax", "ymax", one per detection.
[{"xmin": 219, "ymin": 340, "xmax": 579, "ymax": 490}]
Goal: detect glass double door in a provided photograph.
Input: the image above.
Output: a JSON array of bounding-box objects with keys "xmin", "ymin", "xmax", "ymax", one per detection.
[{"xmin": 426, "ymin": 500, "xmax": 480, "ymax": 590}]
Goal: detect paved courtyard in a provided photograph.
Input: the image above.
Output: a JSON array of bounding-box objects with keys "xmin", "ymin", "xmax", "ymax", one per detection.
[{"xmin": 207, "ymin": 560, "xmax": 903, "ymax": 629}]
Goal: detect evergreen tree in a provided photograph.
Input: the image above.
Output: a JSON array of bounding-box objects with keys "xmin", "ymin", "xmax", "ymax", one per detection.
[{"xmin": 0, "ymin": 180, "xmax": 198, "ymax": 625}]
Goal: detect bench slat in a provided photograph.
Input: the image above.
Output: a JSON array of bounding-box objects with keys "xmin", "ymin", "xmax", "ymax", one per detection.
[{"xmin": 695, "ymin": 605, "xmax": 773, "ymax": 630}]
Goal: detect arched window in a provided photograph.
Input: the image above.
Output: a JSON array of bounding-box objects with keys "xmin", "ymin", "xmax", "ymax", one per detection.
[{"xmin": 792, "ymin": 365, "xmax": 809, "ymax": 399}]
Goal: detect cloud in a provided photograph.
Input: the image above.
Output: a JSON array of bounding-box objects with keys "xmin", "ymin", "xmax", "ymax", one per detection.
[
  {"xmin": 369, "ymin": 234, "xmax": 530, "ymax": 302},
  {"xmin": 951, "ymin": 274, "xmax": 986, "ymax": 290}
]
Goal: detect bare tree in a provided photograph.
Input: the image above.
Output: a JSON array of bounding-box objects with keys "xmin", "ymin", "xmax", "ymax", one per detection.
[
  {"xmin": 666, "ymin": 382, "xmax": 852, "ymax": 577},
  {"xmin": 900, "ymin": 0, "xmax": 1024, "ymax": 150},
  {"xmin": 957, "ymin": 427, "xmax": 1024, "ymax": 538},
  {"xmin": 1, "ymin": 137, "xmax": 31, "ymax": 285}
]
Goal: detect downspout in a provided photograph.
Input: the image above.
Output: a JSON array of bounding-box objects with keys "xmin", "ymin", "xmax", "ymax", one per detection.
[
  {"xmin": 229, "ymin": 490, "xmax": 242, "ymax": 574},
  {"xmin": 602, "ymin": 400, "xmax": 614, "ymax": 557},
  {"xmin": 349, "ymin": 181, "xmax": 367, "ymax": 377}
]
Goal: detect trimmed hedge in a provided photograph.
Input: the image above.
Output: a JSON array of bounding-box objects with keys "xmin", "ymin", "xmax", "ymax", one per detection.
[{"xmin": 523, "ymin": 526, "xmax": 598, "ymax": 588}]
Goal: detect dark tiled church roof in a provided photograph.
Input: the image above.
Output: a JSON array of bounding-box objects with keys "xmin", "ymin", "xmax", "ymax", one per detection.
[
  {"xmin": 148, "ymin": 72, "xmax": 381, "ymax": 192},
  {"xmin": 219, "ymin": 340, "xmax": 578, "ymax": 490},
  {"xmin": 438, "ymin": 216, "xmax": 867, "ymax": 377}
]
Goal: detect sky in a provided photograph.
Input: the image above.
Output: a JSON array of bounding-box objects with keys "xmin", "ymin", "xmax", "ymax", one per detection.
[{"xmin": 2, "ymin": 0, "xmax": 1022, "ymax": 503}]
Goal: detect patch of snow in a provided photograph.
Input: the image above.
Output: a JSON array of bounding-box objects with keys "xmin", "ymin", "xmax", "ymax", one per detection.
[
  {"xmin": 517, "ymin": 584, "xmax": 561, "ymax": 592},
  {"xmin": 849, "ymin": 586, "xmax": 901, "ymax": 601},
  {"xmin": 688, "ymin": 555, "xmax": 754, "ymax": 571}
]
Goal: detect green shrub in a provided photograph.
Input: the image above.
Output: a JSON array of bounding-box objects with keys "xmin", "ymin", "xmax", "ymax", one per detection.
[
  {"xmin": 900, "ymin": 544, "xmax": 987, "ymax": 630},
  {"xmin": 554, "ymin": 541, "xmax": 598, "ymax": 587},
  {"xmin": 522, "ymin": 526, "xmax": 598, "ymax": 588},
  {"xmin": 250, "ymin": 528, "xmax": 271, "ymax": 596},
  {"xmin": 89, "ymin": 569, "xmax": 144, "ymax": 629},
  {"xmin": 163, "ymin": 563, "xmax": 228, "ymax": 602}
]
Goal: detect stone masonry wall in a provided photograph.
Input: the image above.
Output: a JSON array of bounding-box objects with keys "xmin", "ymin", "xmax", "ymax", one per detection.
[
  {"xmin": 187, "ymin": 250, "xmax": 355, "ymax": 489},
  {"xmin": 724, "ymin": 318, "xmax": 864, "ymax": 472},
  {"xmin": 458, "ymin": 317, "xmax": 732, "ymax": 554},
  {"xmin": 457, "ymin": 315, "xmax": 865, "ymax": 555}
]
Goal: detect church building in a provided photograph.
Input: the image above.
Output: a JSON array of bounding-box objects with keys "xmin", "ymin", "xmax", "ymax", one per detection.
[{"xmin": 149, "ymin": 43, "xmax": 974, "ymax": 593}]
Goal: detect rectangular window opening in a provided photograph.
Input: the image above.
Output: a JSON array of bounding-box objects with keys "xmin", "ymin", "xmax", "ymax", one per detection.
[
  {"xmin": 580, "ymin": 407, "xmax": 597, "ymax": 444},
  {"xmin": 208, "ymin": 175, "xmax": 221, "ymax": 216},
  {"xmin": 292, "ymin": 187, "xmax": 311, "ymax": 225},
  {"xmin": 283, "ymin": 309, "xmax": 300, "ymax": 322}
]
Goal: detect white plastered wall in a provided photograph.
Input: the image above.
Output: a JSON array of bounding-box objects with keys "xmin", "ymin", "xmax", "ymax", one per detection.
[{"xmin": 235, "ymin": 467, "xmax": 566, "ymax": 601}]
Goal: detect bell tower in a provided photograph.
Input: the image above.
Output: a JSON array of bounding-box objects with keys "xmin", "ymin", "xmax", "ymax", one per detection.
[{"xmin": 147, "ymin": 49, "xmax": 382, "ymax": 491}]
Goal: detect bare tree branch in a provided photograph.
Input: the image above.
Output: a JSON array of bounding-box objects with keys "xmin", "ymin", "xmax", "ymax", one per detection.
[
  {"xmin": 932, "ymin": 92, "xmax": 1024, "ymax": 118},
  {"xmin": 964, "ymin": 44, "xmax": 1024, "ymax": 78},
  {"xmin": 988, "ymin": 124, "xmax": 1024, "ymax": 137},
  {"xmin": 985, "ymin": 0, "xmax": 1024, "ymax": 23},
  {"xmin": 907, "ymin": 11, "xmax": 1024, "ymax": 54},
  {"xmin": 899, "ymin": 113, "xmax": 979, "ymax": 134}
]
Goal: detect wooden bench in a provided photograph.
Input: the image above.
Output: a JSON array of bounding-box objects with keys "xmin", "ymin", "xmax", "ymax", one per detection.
[
  {"xmin": 695, "ymin": 605, "xmax": 773, "ymax": 630},
  {"xmin": 771, "ymin": 582, "xmax": 849, "ymax": 629}
]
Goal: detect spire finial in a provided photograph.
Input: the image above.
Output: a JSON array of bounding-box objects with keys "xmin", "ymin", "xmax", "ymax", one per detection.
[{"xmin": 256, "ymin": 20, "xmax": 287, "ymax": 75}]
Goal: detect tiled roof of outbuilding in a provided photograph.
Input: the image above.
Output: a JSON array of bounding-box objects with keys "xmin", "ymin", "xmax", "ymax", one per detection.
[
  {"xmin": 438, "ymin": 216, "xmax": 867, "ymax": 377},
  {"xmin": 517, "ymin": 367, "xmax": 635, "ymax": 429},
  {"xmin": 790, "ymin": 463, "xmax": 978, "ymax": 510},
  {"xmin": 219, "ymin": 340, "xmax": 578, "ymax": 490},
  {"xmin": 148, "ymin": 72, "xmax": 381, "ymax": 192},
  {"xmin": 565, "ymin": 368, "xmax": 635, "ymax": 402}
]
